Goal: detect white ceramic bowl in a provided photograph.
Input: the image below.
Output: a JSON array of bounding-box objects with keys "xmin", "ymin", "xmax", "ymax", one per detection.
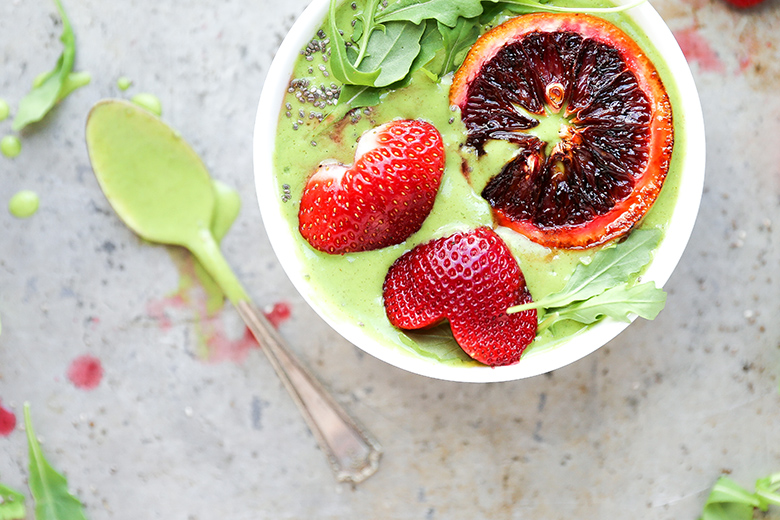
[{"xmin": 253, "ymin": 0, "xmax": 705, "ymax": 383}]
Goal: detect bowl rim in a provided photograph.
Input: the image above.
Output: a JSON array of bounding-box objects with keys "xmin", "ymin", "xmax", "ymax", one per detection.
[{"xmin": 253, "ymin": 0, "xmax": 706, "ymax": 383}]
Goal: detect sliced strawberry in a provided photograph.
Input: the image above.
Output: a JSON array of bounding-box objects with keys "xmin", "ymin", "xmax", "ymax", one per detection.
[
  {"xmin": 298, "ymin": 119, "xmax": 445, "ymax": 254},
  {"xmin": 383, "ymin": 227, "xmax": 537, "ymax": 366}
]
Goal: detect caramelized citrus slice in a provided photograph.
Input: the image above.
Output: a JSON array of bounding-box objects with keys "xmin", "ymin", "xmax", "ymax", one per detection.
[{"xmin": 450, "ymin": 13, "xmax": 673, "ymax": 249}]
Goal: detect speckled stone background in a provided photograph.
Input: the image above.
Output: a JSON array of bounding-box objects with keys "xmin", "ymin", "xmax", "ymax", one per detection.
[{"xmin": 1, "ymin": 0, "xmax": 778, "ymax": 519}]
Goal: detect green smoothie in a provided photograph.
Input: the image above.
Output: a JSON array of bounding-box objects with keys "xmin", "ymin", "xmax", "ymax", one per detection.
[{"xmin": 272, "ymin": 0, "xmax": 686, "ymax": 366}]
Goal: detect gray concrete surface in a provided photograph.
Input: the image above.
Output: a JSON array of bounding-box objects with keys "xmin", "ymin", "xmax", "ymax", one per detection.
[{"xmin": 1, "ymin": 0, "xmax": 778, "ymax": 518}]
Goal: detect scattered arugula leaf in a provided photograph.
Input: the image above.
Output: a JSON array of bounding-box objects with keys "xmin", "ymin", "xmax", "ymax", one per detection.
[
  {"xmin": 700, "ymin": 474, "xmax": 780, "ymax": 520},
  {"xmin": 0, "ymin": 484, "xmax": 26, "ymax": 520},
  {"xmin": 24, "ymin": 403, "xmax": 89, "ymax": 520},
  {"xmin": 755, "ymin": 473, "xmax": 780, "ymax": 510},
  {"xmin": 13, "ymin": 0, "xmax": 89, "ymax": 132}
]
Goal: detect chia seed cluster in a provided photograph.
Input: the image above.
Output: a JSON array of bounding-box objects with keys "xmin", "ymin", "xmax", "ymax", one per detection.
[{"xmin": 284, "ymin": 29, "xmax": 342, "ymax": 130}]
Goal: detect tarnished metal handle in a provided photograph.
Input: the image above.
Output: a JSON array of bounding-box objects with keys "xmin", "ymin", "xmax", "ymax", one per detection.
[{"xmin": 236, "ymin": 300, "xmax": 381, "ymax": 484}]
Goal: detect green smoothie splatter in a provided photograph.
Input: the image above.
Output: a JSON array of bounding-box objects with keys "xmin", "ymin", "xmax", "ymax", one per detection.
[
  {"xmin": 130, "ymin": 93, "xmax": 162, "ymax": 116},
  {"xmin": 0, "ymin": 99, "xmax": 10, "ymax": 121},
  {"xmin": 117, "ymin": 77, "xmax": 133, "ymax": 91},
  {"xmin": 13, "ymin": 0, "xmax": 89, "ymax": 131},
  {"xmin": 1, "ymin": 135, "xmax": 22, "ymax": 158},
  {"xmin": 9, "ymin": 190, "xmax": 40, "ymax": 218}
]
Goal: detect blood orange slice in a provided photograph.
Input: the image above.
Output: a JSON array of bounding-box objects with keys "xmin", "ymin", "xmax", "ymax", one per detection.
[{"xmin": 450, "ymin": 13, "xmax": 673, "ymax": 249}]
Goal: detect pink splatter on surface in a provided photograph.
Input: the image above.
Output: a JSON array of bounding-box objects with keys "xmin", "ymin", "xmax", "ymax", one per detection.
[
  {"xmin": 264, "ymin": 302, "xmax": 292, "ymax": 329},
  {"xmin": 204, "ymin": 324, "xmax": 258, "ymax": 363},
  {"xmin": 674, "ymin": 27, "xmax": 726, "ymax": 73},
  {"xmin": 0, "ymin": 401, "xmax": 16, "ymax": 436},
  {"xmin": 67, "ymin": 355, "xmax": 104, "ymax": 390},
  {"xmin": 146, "ymin": 294, "xmax": 187, "ymax": 331}
]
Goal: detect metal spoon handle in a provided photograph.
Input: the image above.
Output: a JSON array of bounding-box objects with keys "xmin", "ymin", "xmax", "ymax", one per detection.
[{"xmin": 236, "ymin": 300, "xmax": 381, "ymax": 484}]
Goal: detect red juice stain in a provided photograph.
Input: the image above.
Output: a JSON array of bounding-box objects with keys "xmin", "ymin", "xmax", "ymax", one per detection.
[
  {"xmin": 0, "ymin": 401, "xmax": 16, "ymax": 436},
  {"xmin": 204, "ymin": 324, "xmax": 258, "ymax": 363},
  {"xmin": 264, "ymin": 301, "xmax": 292, "ymax": 329},
  {"xmin": 67, "ymin": 355, "xmax": 104, "ymax": 390},
  {"xmin": 673, "ymin": 27, "xmax": 726, "ymax": 73},
  {"xmin": 146, "ymin": 294, "xmax": 187, "ymax": 331}
]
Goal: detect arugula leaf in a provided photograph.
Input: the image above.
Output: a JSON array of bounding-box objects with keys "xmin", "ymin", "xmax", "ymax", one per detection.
[
  {"xmin": 356, "ymin": 20, "xmax": 426, "ymax": 87},
  {"xmin": 0, "ymin": 484, "xmax": 26, "ymax": 520},
  {"xmin": 398, "ymin": 323, "xmax": 476, "ymax": 364},
  {"xmin": 507, "ymin": 229, "xmax": 666, "ymax": 329},
  {"xmin": 350, "ymin": 0, "xmax": 384, "ymax": 68},
  {"xmin": 437, "ymin": 17, "xmax": 481, "ymax": 76},
  {"xmin": 13, "ymin": 0, "xmax": 89, "ymax": 131},
  {"xmin": 509, "ymin": 228, "xmax": 662, "ymax": 317},
  {"xmin": 755, "ymin": 472, "xmax": 780, "ymax": 509},
  {"xmin": 328, "ymin": 0, "xmax": 381, "ymax": 86},
  {"xmin": 23, "ymin": 404, "xmax": 88, "ymax": 520},
  {"xmin": 700, "ymin": 476, "xmax": 762, "ymax": 520},
  {"xmin": 547, "ymin": 282, "xmax": 666, "ymax": 327},
  {"xmin": 410, "ymin": 20, "xmax": 443, "ymax": 75},
  {"xmin": 377, "ymin": 0, "xmax": 485, "ymax": 27},
  {"xmin": 338, "ymin": 84, "xmax": 386, "ymax": 109}
]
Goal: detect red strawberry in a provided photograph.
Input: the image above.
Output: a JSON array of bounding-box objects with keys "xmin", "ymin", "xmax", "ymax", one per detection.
[
  {"xmin": 383, "ymin": 227, "xmax": 537, "ymax": 366},
  {"xmin": 298, "ymin": 119, "xmax": 445, "ymax": 254},
  {"xmin": 723, "ymin": 0, "xmax": 765, "ymax": 6}
]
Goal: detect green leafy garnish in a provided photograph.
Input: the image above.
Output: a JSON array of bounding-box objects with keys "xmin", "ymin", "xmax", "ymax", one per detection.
[
  {"xmin": 437, "ymin": 18, "xmax": 481, "ymax": 76},
  {"xmin": 13, "ymin": 0, "xmax": 89, "ymax": 131},
  {"xmin": 328, "ymin": 0, "xmax": 647, "ymax": 112},
  {"xmin": 24, "ymin": 403, "xmax": 88, "ymax": 520},
  {"xmin": 328, "ymin": 0, "xmax": 382, "ymax": 86},
  {"xmin": 377, "ymin": 0, "xmax": 485, "ymax": 27},
  {"xmin": 354, "ymin": 20, "xmax": 426, "ymax": 87},
  {"xmin": 398, "ymin": 323, "xmax": 478, "ymax": 364},
  {"xmin": 700, "ymin": 474, "xmax": 780, "ymax": 520},
  {"xmin": 0, "ymin": 484, "xmax": 26, "ymax": 520},
  {"xmin": 508, "ymin": 229, "xmax": 667, "ymax": 330}
]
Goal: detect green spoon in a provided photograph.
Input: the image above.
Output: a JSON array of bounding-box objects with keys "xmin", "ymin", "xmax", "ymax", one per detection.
[{"xmin": 86, "ymin": 99, "xmax": 380, "ymax": 483}]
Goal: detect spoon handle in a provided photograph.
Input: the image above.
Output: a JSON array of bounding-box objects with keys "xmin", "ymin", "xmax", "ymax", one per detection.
[{"xmin": 236, "ymin": 300, "xmax": 382, "ymax": 484}]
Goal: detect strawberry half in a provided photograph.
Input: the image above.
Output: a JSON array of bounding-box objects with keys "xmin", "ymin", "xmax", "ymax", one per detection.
[
  {"xmin": 298, "ymin": 119, "xmax": 445, "ymax": 254},
  {"xmin": 383, "ymin": 227, "xmax": 537, "ymax": 366}
]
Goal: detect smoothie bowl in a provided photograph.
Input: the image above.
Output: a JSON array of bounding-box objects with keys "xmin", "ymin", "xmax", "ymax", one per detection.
[{"xmin": 253, "ymin": 0, "xmax": 705, "ymax": 383}]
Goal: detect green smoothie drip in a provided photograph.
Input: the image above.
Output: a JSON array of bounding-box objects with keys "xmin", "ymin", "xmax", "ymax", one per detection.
[
  {"xmin": 0, "ymin": 99, "xmax": 9, "ymax": 121},
  {"xmin": 9, "ymin": 190, "xmax": 40, "ymax": 218},
  {"xmin": 1, "ymin": 135, "xmax": 21, "ymax": 159},
  {"xmin": 131, "ymin": 93, "xmax": 162, "ymax": 116},
  {"xmin": 117, "ymin": 77, "xmax": 133, "ymax": 91}
]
